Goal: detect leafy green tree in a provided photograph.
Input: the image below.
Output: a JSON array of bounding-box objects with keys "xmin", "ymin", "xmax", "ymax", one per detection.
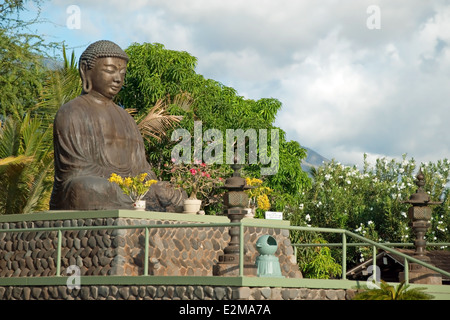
[
  {"xmin": 1, "ymin": 0, "xmax": 44, "ymax": 30},
  {"xmin": 118, "ymin": 42, "xmax": 311, "ymax": 215},
  {"xmin": 0, "ymin": 30, "xmax": 47, "ymax": 115},
  {"xmin": 0, "ymin": 0, "xmax": 58, "ymax": 116},
  {"xmin": 118, "ymin": 42, "xmax": 198, "ymax": 112},
  {"xmin": 293, "ymin": 154, "xmax": 449, "ymax": 270}
]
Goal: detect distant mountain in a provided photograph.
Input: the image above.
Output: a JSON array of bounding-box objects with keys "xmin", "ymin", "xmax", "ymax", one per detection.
[{"xmin": 301, "ymin": 147, "xmax": 330, "ymax": 174}]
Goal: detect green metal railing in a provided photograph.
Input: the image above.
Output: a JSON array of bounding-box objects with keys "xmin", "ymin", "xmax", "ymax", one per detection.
[
  {"xmin": 293, "ymin": 242, "xmax": 449, "ymax": 282},
  {"xmin": 0, "ymin": 222, "xmax": 241, "ymax": 277},
  {"xmin": 1, "ymin": 221, "xmax": 449, "ymax": 285},
  {"xmin": 288, "ymin": 227, "xmax": 449, "ymax": 283},
  {"xmin": 242, "ymin": 223, "xmax": 450, "ymax": 284}
]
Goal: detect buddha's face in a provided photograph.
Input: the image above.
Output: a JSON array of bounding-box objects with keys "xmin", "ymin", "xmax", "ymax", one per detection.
[{"xmin": 87, "ymin": 57, "xmax": 127, "ymax": 99}]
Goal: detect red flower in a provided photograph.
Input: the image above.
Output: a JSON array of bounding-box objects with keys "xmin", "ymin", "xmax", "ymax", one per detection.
[{"xmin": 165, "ymin": 161, "xmax": 225, "ymax": 200}]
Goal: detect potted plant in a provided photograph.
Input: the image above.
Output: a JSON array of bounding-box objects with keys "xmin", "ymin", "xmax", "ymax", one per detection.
[
  {"xmin": 244, "ymin": 177, "xmax": 272, "ymax": 218},
  {"xmin": 108, "ymin": 172, "xmax": 157, "ymax": 210},
  {"xmin": 165, "ymin": 159, "xmax": 224, "ymax": 214}
]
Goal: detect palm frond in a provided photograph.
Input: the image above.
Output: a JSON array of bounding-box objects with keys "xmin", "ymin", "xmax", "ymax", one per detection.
[
  {"xmin": 33, "ymin": 66, "xmax": 81, "ymax": 119},
  {"xmin": 33, "ymin": 47, "xmax": 81, "ymax": 122},
  {"xmin": 0, "ymin": 116, "xmax": 20, "ymax": 157},
  {"xmin": 20, "ymin": 114, "xmax": 53, "ymax": 160},
  {"xmin": 0, "ymin": 157, "xmax": 32, "ymax": 214},
  {"xmin": 135, "ymin": 99, "xmax": 183, "ymax": 143},
  {"xmin": 171, "ymin": 91, "xmax": 195, "ymax": 112},
  {"xmin": 353, "ymin": 280, "xmax": 434, "ymax": 300},
  {"xmin": 0, "ymin": 155, "xmax": 33, "ymax": 168},
  {"xmin": 22, "ymin": 152, "xmax": 54, "ymax": 213},
  {"xmin": 0, "ymin": 114, "xmax": 54, "ymax": 215}
]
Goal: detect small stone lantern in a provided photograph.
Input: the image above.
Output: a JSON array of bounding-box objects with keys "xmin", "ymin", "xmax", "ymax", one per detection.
[
  {"xmin": 403, "ymin": 169, "xmax": 442, "ymax": 262},
  {"xmin": 400, "ymin": 169, "xmax": 443, "ymax": 284},
  {"xmin": 219, "ymin": 158, "xmax": 251, "ymax": 263},
  {"xmin": 214, "ymin": 155, "xmax": 253, "ymax": 276}
]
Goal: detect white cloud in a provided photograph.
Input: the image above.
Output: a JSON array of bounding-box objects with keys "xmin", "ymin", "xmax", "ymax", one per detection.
[{"xmin": 29, "ymin": 0, "xmax": 450, "ymax": 167}]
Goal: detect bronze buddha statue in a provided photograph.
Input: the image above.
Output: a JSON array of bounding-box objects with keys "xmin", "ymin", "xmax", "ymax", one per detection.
[{"xmin": 50, "ymin": 40, "xmax": 186, "ymax": 211}]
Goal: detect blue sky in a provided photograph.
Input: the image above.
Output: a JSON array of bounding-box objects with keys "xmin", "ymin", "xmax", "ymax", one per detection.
[{"xmin": 21, "ymin": 0, "xmax": 450, "ymax": 168}]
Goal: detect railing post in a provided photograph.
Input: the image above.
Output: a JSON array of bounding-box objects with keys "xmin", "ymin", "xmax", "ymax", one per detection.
[
  {"xmin": 294, "ymin": 245, "xmax": 298, "ymax": 262},
  {"xmin": 56, "ymin": 229, "xmax": 62, "ymax": 276},
  {"xmin": 144, "ymin": 227, "xmax": 149, "ymax": 276},
  {"xmin": 404, "ymin": 258, "xmax": 409, "ymax": 284},
  {"xmin": 373, "ymin": 245, "xmax": 377, "ymax": 282},
  {"xmin": 342, "ymin": 232, "xmax": 347, "ymax": 280}
]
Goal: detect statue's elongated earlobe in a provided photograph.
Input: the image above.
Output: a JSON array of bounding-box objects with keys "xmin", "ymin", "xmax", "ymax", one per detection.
[{"xmin": 80, "ymin": 61, "xmax": 92, "ymax": 94}]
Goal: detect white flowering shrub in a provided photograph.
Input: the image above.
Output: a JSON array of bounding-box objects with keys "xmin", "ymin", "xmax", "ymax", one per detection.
[{"xmin": 283, "ymin": 154, "xmax": 449, "ymax": 273}]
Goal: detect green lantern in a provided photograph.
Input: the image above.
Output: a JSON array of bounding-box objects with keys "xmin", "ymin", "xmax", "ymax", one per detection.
[{"xmin": 255, "ymin": 235, "xmax": 284, "ymax": 278}]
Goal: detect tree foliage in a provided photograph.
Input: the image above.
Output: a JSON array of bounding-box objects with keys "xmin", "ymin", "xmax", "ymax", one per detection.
[
  {"xmin": 289, "ymin": 154, "xmax": 450, "ymax": 272},
  {"xmin": 117, "ymin": 42, "xmax": 311, "ymax": 215},
  {"xmin": 0, "ymin": 0, "xmax": 60, "ymax": 117},
  {"xmin": 118, "ymin": 42, "xmax": 198, "ymax": 111},
  {"xmin": 32, "ymin": 46, "xmax": 81, "ymax": 124},
  {"xmin": 0, "ymin": 110, "xmax": 53, "ymax": 214},
  {"xmin": 0, "ymin": 29, "xmax": 46, "ymax": 115}
]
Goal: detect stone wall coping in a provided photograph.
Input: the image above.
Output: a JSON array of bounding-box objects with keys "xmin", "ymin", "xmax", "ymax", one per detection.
[
  {"xmin": 0, "ymin": 210, "xmax": 290, "ymax": 227},
  {"xmin": 0, "ymin": 275, "xmax": 449, "ymax": 298}
]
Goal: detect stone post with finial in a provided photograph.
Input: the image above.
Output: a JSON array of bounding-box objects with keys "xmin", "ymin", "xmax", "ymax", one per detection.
[
  {"xmin": 399, "ymin": 169, "xmax": 442, "ymax": 284},
  {"xmin": 213, "ymin": 151, "xmax": 255, "ymax": 276}
]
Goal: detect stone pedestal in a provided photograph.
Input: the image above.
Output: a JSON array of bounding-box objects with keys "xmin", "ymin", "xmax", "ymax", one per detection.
[
  {"xmin": 213, "ymin": 256, "xmax": 257, "ymax": 277},
  {"xmin": 399, "ymin": 263, "xmax": 443, "ymax": 285}
]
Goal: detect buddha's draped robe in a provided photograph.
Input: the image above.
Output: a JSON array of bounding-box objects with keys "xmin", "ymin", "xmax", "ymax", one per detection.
[{"xmin": 50, "ymin": 94, "xmax": 184, "ymax": 211}]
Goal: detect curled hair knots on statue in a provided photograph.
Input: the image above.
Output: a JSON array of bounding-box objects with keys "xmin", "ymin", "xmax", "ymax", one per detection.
[{"xmin": 79, "ymin": 40, "xmax": 129, "ymax": 70}]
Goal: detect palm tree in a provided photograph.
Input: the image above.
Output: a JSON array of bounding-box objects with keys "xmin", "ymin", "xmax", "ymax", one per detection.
[
  {"xmin": 352, "ymin": 280, "xmax": 434, "ymax": 300},
  {"xmin": 32, "ymin": 46, "xmax": 81, "ymax": 124},
  {"xmin": 0, "ymin": 47, "xmax": 80, "ymax": 215},
  {"xmin": 0, "ymin": 111, "xmax": 53, "ymax": 214}
]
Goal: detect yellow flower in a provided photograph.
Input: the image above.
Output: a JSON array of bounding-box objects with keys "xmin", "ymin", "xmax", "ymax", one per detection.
[
  {"xmin": 145, "ymin": 179, "xmax": 157, "ymax": 188},
  {"xmin": 108, "ymin": 173, "xmax": 122, "ymax": 184},
  {"xmin": 257, "ymin": 194, "xmax": 271, "ymax": 211},
  {"xmin": 124, "ymin": 177, "xmax": 132, "ymax": 187},
  {"xmin": 246, "ymin": 177, "xmax": 263, "ymax": 186},
  {"xmin": 108, "ymin": 173, "xmax": 155, "ymax": 202}
]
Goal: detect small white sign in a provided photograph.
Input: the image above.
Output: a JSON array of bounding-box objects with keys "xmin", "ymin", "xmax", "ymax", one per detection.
[{"xmin": 265, "ymin": 211, "xmax": 283, "ymax": 220}]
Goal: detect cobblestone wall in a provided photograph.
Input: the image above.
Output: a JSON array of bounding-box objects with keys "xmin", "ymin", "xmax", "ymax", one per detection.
[
  {"xmin": 0, "ymin": 284, "xmax": 359, "ymax": 300},
  {"xmin": 0, "ymin": 215, "xmax": 301, "ymax": 278}
]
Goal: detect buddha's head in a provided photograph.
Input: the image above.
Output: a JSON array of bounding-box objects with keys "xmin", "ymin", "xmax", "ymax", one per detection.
[{"xmin": 79, "ymin": 40, "xmax": 129, "ymax": 99}]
